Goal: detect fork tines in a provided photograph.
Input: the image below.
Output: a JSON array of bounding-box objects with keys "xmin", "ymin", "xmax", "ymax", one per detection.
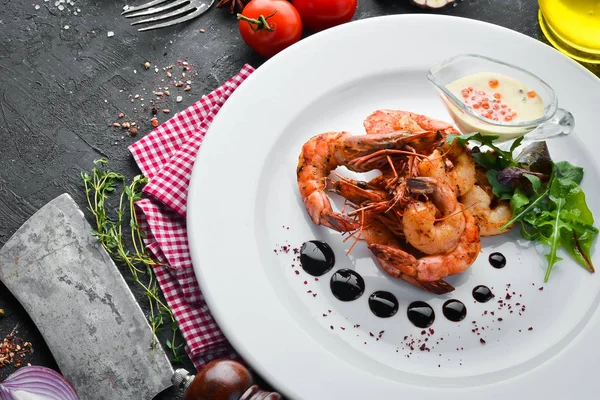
[{"xmin": 122, "ymin": 0, "xmax": 213, "ymax": 32}]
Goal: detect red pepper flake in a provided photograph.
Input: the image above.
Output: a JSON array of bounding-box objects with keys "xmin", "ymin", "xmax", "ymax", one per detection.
[
  {"xmin": 528, "ymin": 327, "xmax": 533, "ymax": 331},
  {"xmin": 307, "ymin": 290, "xmax": 312, "ymax": 293},
  {"xmin": 315, "ymin": 278, "xmax": 319, "ymax": 281},
  {"xmin": 328, "ymin": 309, "xmax": 332, "ymax": 313},
  {"xmin": 354, "ymin": 324, "xmax": 360, "ymax": 328},
  {"xmin": 294, "ymin": 270, "xmax": 300, "ymax": 275},
  {"xmin": 340, "ymin": 327, "xmax": 346, "ymax": 330},
  {"xmin": 480, "ymin": 338, "xmax": 486, "ymax": 344},
  {"xmin": 312, "ymin": 294, "xmax": 317, "ymax": 297},
  {"xmin": 538, "ymin": 287, "xmax": 544, "ymax": 291},
  {"xmin": 498, "ymin": 318, "xmax": 503, "ymax": 322},
  {"xmin": 505, "ymin": 293, "xmax": 512, "ymax": 300},
  {"xmin": 0, "ymin": 330, "xmax": 34, "ymax": 368},
  {"xmin": 421, "ymin": 330, "xmax": 427, "ymax": 335},
  {"xmin": 330, "ymin": 325, "xmax": 334, "ymax": 330},
  {"xmin": 369, "ymin": 332, "xmax": 374, "ymax": 337},
  {"xmin": 322, "ymin": 314, "xmax": 327, "ymax": 317},
  {"xmin": 303, "ymin": 280, "xmax": 307, "ymax": 285}
]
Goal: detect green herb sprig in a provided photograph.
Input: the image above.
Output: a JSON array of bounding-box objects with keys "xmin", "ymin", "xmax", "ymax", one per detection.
[
  {"xmin": 448, "ymin": 134, "xmax": 598, "ymax": 282},
  {"xmin": 81, "ymin": 158, "xmax": 185, "ymax": 363}
]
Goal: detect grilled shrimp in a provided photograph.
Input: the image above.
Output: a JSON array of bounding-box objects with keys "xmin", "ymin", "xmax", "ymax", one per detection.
[
  {"xmin": 369, "ymin": 207, "xmax": 481, "ymax": 293},
  {"xmin": 418, "ymin": 144, "xmax": 476, "ymax": 197},
  {"xmin": 297, "ymin": 130, "xmax": 443, "ymax": 232},
  {"xmin": 460, "ymin": 184, "xmax": 513, "ymax": 236},
  {"xmin": 332, "ymin": 177, "xmax": 404, "ymax": 237},
  {"xmin": 359, "ymin": 213, "xmax": 455, "ymax": 294},
  {"xmin": 402, "ymin": 177, "xmax": 466, "ymax": 255},
  {"xmin": 364, "ymin": 109, "xmax": 459, "ymax": 136}
]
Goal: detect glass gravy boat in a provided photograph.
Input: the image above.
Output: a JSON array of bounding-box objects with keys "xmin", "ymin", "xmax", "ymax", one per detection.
[{"xmin": 427, "ymin": 54, "xmax": 574, "ymax": 143}]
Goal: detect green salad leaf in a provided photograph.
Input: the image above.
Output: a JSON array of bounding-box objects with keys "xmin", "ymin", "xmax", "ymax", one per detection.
[{"xmin": 450, "ymin": 133, "xmax": 597, "ymax": 281}]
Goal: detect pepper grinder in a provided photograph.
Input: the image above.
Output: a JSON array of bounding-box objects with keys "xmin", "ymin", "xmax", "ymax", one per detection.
[{"xmin": 172, "ymin": 359, "xmax": 282, "ymax": 400}]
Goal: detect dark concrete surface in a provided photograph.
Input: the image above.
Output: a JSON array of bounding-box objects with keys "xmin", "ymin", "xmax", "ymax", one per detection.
[{"xmin": 0, "ymin": 0, "xmax": 598, "ymax": 398}]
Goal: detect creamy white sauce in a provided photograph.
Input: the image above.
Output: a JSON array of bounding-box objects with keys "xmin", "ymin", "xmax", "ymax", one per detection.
[{"xmin": 442, "ymin": 72, "xmax": 544, "ymax": 140}]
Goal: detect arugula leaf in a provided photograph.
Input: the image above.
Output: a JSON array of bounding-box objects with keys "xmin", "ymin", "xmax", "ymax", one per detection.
[
  {"xmin": 524, "ymin": 174, "xmax": 543, "ymax": 194},
  {"xmin": 514, "ymin": 162, "xmax": 597, "ymax": 279},
  {"xmin": 446, "ymin": 132, "xmax": 499, "ymax": 147},
  {"xmin": 510, "ymin": 188, "xmax": 530, "ymax": 213},
  {"xmin": 447, "ymin": 132, "xmax": 521, "ymax": 169},
  {"xmin": 555, "ymin": 160, "xmax": 584, "ymax": 184},
  {"xmin": 560, "ymin": 225, "xmax": 598, "ymax": 273},
  {"xmin": 500, "ymin": 185, "xmax": 550, "ymax": 231},
  {"xmin": 542, "ymin": 196, "xmax": 565, "ymax": 282},
  {"xmin": 485, "ymin": 170, "xmax": 513, "ymax": 199}
]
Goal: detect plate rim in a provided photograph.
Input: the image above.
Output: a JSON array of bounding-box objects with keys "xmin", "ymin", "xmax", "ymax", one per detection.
[{"xmin": 187, "ymin": 13, "xmax": 600, "ymax": 399}]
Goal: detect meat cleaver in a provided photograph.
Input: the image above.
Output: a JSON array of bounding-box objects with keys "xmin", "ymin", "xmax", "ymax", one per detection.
[{"xmin": 0, "ymin": 194, "xmax": 281, "ymax": 400}]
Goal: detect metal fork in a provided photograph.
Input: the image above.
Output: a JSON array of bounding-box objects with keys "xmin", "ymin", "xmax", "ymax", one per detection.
[{"xmin": 122, "ymin": 0, "xmax": 214, "ymax": 32}]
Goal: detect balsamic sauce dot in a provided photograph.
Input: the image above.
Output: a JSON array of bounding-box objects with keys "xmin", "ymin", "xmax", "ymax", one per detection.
[
  {"xmin": 407, "ymin": 301, "xmax": 435, "ymax": 328},
  {"xmin": 330, "ymin": 269, "xmax": 365, "ymax": 301},
  {"xmin": 368, "ymin": 291, "xmax": 399, "ymax": 318},
  {"xmin": 442, "ymin": 299, "xmax": 467, "ymax": 322},
  {"xmin": 472, "ymin": 285, "xmax": 494, "ymax": 303},
  {"xmin": 299, "ymin": 240, "xmax": 335, "ymax": 276},
  {"xmin": 489, "ymin": 252, "xmax": 506, "ymax": 269}
]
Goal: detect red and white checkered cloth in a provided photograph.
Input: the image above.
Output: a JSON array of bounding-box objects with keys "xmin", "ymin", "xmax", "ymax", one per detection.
[{"xmin": 128, "ymin": 64, "xmax": 255, "ymax": 369}]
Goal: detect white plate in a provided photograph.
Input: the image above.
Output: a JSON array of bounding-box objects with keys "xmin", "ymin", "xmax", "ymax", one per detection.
[{"xmin": 188, "ymin": 15, "xmax": 600, "ymax": 400}]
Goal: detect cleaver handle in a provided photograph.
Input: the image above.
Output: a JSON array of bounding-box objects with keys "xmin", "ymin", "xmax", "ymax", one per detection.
[{"xmin": 173, "ymin": 359, "xmax": 282, "ymax": 400}]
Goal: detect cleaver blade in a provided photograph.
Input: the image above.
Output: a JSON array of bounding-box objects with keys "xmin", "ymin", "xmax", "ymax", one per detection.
[{"xmin": 0, "ymin": 193, "xmax": 174, "ymax": 399}]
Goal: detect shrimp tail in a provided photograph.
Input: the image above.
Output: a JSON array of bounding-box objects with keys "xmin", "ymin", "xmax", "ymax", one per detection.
[
  {"xmin": 304, "ymin": 191, "xmax": 359, "ymax": 232},
  {"xmin": 321, "ymin": 209, "xmax": 360, "ymax": 232},
  {"xmin": 368, "ymin": 244, "xmax": 455, "ymax": 294}
]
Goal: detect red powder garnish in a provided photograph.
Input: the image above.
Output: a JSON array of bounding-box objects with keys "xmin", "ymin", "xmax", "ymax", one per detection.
[
  {"xmin": 489, "ymin": 79, "xmax": 499, "ymax": 88},
  {"xmin": 527, "ymin": 90, "xmax": 537, "ymax": 98}
]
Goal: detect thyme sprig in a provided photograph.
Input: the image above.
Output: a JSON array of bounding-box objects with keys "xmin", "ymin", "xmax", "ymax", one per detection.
[{"xmin": 81, "ymin": 158, "xmax": 184, "ymax": 363}]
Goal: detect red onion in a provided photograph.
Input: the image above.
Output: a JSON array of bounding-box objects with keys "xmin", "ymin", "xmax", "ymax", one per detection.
[{"xmin": 0, "ymin": 366, "xmax": 79, "ymax": 400}]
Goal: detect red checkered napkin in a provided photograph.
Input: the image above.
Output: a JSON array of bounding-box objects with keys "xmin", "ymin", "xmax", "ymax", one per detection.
[{"xmin": 128, "ymin": 65, "xmax": 255, "ymax": 369}]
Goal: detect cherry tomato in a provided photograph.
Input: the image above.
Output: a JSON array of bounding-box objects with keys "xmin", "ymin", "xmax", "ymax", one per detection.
[
  {"xmin": 237, "ymin": 0, "xmax": 303, "ymax": 58},
  {"xmin": 291, "ymin": 0, "xmax": 357, "ymax": 32}
]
